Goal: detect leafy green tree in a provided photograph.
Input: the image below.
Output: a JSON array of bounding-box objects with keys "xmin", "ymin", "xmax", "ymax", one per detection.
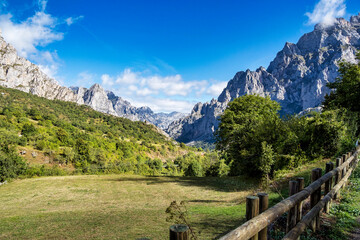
[
  {"xmin": 56, "ymin": 128, "xmax": 69, "ymax": 145},
  {"xmin": 185, "ymin": 160, "xmax": 203, "ymax": 177},
  {"xmin": 323, "ymin": 52, "xmax": 360, "ymax": 113},
  {"xmin": 0, "ymin": 143, "xmax": 27, "ymax": 181},
  {"xmin": 21, "ymin": 123, "xmax": 37, "ymax": 137},
  {"xmin": 215, "ymin": 95, "xmax": 282, "ymax": 176}
]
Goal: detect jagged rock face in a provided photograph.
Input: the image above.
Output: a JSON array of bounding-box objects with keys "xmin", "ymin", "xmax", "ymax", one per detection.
[
  {"xmin": 167, "ymin": 99, "xmax": 227, "ymax": 143},
  {"xmin": 0, "ymin": 31, "xmax": 185, "ymax": 129},
  {"xmin": 167, "ymin": 14, "xmax": 360, "ymax": 143},
  {"xmin": 106, "ymin": 91, "xmax": 187, "ymax": 128},
  {"xmin": 0, "ymin": 31, "xmax": 80, "ymax": 103},
  {"xmin": 82, "ymin": 84, "xmax": 117, "ymax": 115}
]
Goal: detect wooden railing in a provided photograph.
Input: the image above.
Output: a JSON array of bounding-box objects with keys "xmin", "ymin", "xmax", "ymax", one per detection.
[
  {"xmin": 166, "ymin": 146, "xmax": 360, "ymax": 240},
  {"xmin": 218, "ymin": 146, "xmax": 360, "ymax": 240}
]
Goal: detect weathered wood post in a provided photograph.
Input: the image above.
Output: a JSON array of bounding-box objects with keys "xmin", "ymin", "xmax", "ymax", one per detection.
[
  {"xmin": 296, "ymin": 177, "xmax": 304, "ymax": 223},
  {"xmin": 257, "ymin": 193, "xmax": 268, "ymax": 240},
  {"xmin": 170, "ymin": 224, "xmax": 190, "ymax": 240},
  {"xmin": 286, "ymin": 180, "xmax": 298, "ymax": 233},
  {"xmin": 342, "ymin": 154, "xmax": 347, "ymax": 183},
  {"xmin": 324, "ymin": 162, "xmax": 333, "ymax": 213},
  {"xmin": 310, "ymin": 168, "xmax": 321, "ymax": 232},
  {"xmin": 334, "ymin": 158, "xmax": 341, "ymax": 200},
  {"xmin": 345, "ymin": 151, "xmax": 352, "ymax": 186},
  {"xmin": 246, "ymin": 196, "xmax": 260, "ymax": 240},
  {"xmin": 315, "ymin": 168, "xmax": 322, "ymax": 229}
]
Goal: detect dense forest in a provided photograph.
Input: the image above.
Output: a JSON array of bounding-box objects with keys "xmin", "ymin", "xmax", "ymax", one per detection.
[{"xmin": 0, "ymin": 87, "xmax": 226, "ymax": 181}]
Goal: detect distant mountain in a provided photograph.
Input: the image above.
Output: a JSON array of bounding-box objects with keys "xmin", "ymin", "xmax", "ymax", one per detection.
[
  {"xmin": 0, "ymin": 30, "xmax": 186, "ymax": 129},
  {"xmin": 167, "ymin": 14, "xmax": 360, "ymax": 143}
]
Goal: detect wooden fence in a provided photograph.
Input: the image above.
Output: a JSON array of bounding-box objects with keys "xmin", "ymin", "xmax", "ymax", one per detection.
[{"xmin": 167, "ymin": 146, "xmax": 360, "ymax": 240}]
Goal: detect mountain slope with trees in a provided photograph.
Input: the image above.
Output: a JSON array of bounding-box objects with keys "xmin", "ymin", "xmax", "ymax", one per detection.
[{"xmin": 0, "ymin": 86, "xmax": 224, "ymax": 181}]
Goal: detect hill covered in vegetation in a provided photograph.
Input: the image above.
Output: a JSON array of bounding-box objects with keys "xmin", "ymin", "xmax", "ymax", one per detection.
[{"xmin": 0, "ymin": 86, "xmax": 223, "ymax": 181}]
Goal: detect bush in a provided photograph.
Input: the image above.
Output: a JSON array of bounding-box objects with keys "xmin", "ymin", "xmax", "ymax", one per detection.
[
  {"xmin": 185, "ymin": 161, "xmax": 203, "ymax": 177},
  {"xmin": 0, "ymin": 145, "xmax": 27, "ymax": 181}
]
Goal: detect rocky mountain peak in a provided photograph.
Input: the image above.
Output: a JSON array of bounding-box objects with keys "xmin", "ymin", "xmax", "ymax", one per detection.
[
  {"xmin": 0, "ymin": 30, "xmax": 185, "ymax": 129},
  {"xmin": 350, "ymin": 13, "xmax": 360, "ymax": 25},
  {"xmin": 167, "ymin": 14, "xmax": 360, "ymax": 143}
]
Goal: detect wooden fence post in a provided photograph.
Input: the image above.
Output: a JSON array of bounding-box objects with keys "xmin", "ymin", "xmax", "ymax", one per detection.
[
  {"xmin": 334, "ymin": 158, "xmax": 341, "ymax": 200},
  {"xmin": 257, "ymin": 193, "xmax": 268, "ymax": 240},
  {"xmin": 170, "ymin": 224, "xmax": 190, "ymax": 240},
  {"xmin": 316, "ymin": 168, "xmax": 322, "ymax": 230},
  {"xmin": 286, "ymin": 180, "xmax": 298, "ymax": 233},
  {"xmin": 324, "ymin": 162, "xmax": 333, "ymax": 213},
  {"xmin": 296, "ymin": 177, "xmax": 304, "ymax": 223},
  {"xmin": 310, "ymin": 168, "xmax": 321, "ymax": 232},
  {"xmin": 246, "ymin": 196, "xmax": 259, "ymax": 240},
  {"xmin": 342, "ymin": 154, "xmax": 347, "ymax": 182}
]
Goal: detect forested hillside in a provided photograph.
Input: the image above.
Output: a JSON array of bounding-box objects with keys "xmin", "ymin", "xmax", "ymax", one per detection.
[{"xmin": 0, "ymin": 86, "xmax": 222, "ymax": 181}]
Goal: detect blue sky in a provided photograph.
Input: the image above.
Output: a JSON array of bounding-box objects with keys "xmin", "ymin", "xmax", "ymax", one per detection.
[{"xmin": 0, "ymin": 0, "xmax": 359, "ymax": 113}]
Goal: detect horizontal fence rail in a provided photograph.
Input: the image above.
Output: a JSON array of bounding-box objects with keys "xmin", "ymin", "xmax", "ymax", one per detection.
[{"xmin": 218, "ymin": 146, "xmax": 360, "ymax": 240}]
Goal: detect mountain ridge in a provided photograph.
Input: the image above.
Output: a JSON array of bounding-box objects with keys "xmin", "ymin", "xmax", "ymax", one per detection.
[
  {"xmin": 166, "ymin": 14, "xmax": 360, "ymax": 143},
  {"xmin": 0, "ymin": 31, "xmax": 186, "ymax": 129}
]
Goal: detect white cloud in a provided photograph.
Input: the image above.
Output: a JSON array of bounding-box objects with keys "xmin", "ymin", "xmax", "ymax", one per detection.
[
  {"xmin": 0, "ymin": 12, "xmax": 63, "ymax": 58},
  {"xmin": 101, "ymin": 74, "xmax": 114, "ymax": 86},
  {"xmin": 116, "ymin": 68, "xmax": 139, "ymax": 84},
  {"xmin": 207, "ymin": 81, "xmax": 228, "ymax": 96},
  {"xmin": 37, "ymin": 50, "xmax": 60, "ymax": 78},
  {"xmin": 130, "ymin": 97, "xmax": 196, "ymax": 113},
  {"xmin": 0, "ymin": 1, "xmax": 82, "ymax": 80},
  {"xmin": 76, "ymin": 72, "xmax": 95, "ymax": 87},
  {"xmin": 65, "ymin": 16, "xmax": 84, "ymax": 26},
  {"xmin": 38, "ymin": 0, "xmax": 47, "ymax": 12},
  {"xmin": 100, "ymin": 68, "xmax": 225, "ymax": 113},
  {"xmin": 112, "ymin": 68, "xmax": 207, "ymax": 97},
  {"xmin": 306, "ymin": 0, "xmax": 346, "ymax": 26}
]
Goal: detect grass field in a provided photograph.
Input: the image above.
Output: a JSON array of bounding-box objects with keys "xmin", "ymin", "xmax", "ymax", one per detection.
[
  {"xmin": 0, "ymin": 159, "xmax": 329, "ymax": 240},
  {"xmin": 0, "ymin": 174, "xmax": 259, "ymax": 240}
]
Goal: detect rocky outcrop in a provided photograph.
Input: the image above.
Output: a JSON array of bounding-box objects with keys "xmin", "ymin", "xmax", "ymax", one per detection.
[
  {"xmin": 0, "ymin": 30, "xmax": 185, "ymax": 129},
  {"xmin": 0, "ymin": 30, "xmax": 80, "ymax": 103},
  {"xmin": 167, "ymin": 14, "xmax": 360, "ymax": 143}
]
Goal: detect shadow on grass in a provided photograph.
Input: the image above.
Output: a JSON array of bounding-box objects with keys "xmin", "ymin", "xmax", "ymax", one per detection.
[
  {"xmin": 187, "ymin": 200, "xmax": 226, "ymax": 203},
  {"xmin": 108, "ymin": 175, "xmax": 259, "ymax": 193},
  {"xmin": 191, "ymin": 216, "xmax": 246, "ymax": 239}
]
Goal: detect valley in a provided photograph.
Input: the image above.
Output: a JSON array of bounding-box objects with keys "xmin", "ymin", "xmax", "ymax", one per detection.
[{"xmin": 0, "ymin": 1, "xmax": 359, "ymax": 239}]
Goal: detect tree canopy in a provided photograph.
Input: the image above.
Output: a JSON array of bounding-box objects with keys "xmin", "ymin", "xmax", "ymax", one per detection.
[
  {"xmin": 215, "ymin": 95, "xmax": 282, "ymax": 176},
  {"xmin": 323, "ymin": 52, "xmax": 360, "ymax": 112}
]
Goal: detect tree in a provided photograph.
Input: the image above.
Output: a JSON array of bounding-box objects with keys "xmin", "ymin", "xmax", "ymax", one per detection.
[
  {"xmin": 21, "ymin": 123, "xmax": 37, "ymax": 137},
  {"xmin": 215, "ymin": 95, "xmax": 282, "ymax": 176},
  {"xmin": 323, "ymin": 52, "xmax": 360, "ymax": 112}
]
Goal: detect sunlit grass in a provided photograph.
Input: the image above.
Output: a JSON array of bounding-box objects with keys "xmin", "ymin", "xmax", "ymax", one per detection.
[{"xmin": 0, "ymin": 159, "xmax": 335, "ymax": 240}]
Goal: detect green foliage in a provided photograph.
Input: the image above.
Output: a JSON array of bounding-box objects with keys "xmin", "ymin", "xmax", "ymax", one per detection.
[
  {"xmin": 185, "ymin": 160, "xmax": 203, "ymax": 177},
  {"xmin": 216, "ymin": 95, "xmax": 282, "ymax": 176},
  {"xmin": 0, "ymin": 86, "xmax": 208, "ymax": 179},
  {"xmin": 326, "ymin": 166, "xmax": 360, "ymax": 239},
  {"xmin": 0, "ymin": 143, "xmax": 27, "ymax": 181},
  {"xmin": 205, "ymin": 158, "xmax": 230, "ymax": 177},
  {"xmin": 21, "ymin": 123, "xmax": 37, "ymax": 137},
  {"xmin": 259, "ymin": 141, "xmax": 274, "ymax": 186},
  {"xmin": 323, "ymin": 52, "xmax": 360, "ymax": 113},
  {"xmin": 216, "ymin": 95, "xmax": 357, "ymax": 178}
]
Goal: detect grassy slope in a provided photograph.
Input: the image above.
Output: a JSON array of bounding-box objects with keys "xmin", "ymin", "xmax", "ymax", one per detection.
[
  {"xmin": 0, "ymin": 86, "xmax": 202, "ymax": 175},
  {"xmin": 0, "ymin": 159, "xmax": 329, "ymax": 240}
]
